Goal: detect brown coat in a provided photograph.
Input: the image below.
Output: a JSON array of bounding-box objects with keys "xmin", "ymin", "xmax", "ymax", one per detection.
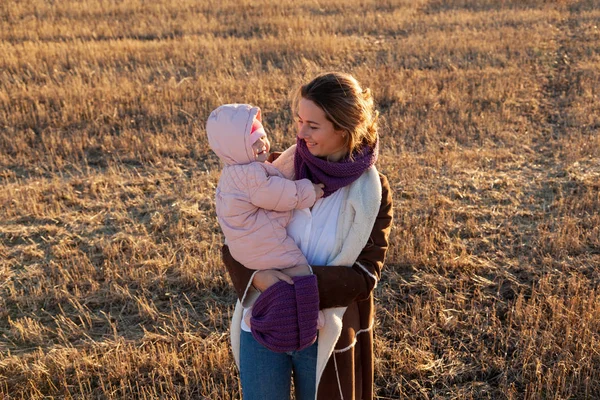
[{"xmin": 222, "ymin": 171, "xmax": 393, "ymax": 399}]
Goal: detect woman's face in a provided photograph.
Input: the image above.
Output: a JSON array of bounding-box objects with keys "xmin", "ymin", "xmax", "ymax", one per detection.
[{"xmin": 296, "ymin": 98, "xmax": 347, "ymax": 162}]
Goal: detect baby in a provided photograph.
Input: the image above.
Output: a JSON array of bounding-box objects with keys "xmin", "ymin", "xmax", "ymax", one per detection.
[{"xmin": 206, "ymin": 104, "xmax": 324, "ymax": 340}]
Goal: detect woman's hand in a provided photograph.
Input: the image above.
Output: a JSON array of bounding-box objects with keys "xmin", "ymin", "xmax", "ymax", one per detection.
[
  {"xmin": 282, "ymin": 264, "xmax": 312, "ymax": 277},
  {"xmin": 252, "ymin": 270, "xmax": 294, "ymax": 292}
]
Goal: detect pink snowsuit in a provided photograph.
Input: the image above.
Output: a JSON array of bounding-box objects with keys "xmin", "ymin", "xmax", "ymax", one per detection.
[{"xmin": 206, "ymin": 104, "xmax": 316, "ymax": 271}]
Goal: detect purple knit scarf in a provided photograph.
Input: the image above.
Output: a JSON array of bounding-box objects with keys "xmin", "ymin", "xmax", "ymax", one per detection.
[{"xmin": 294, "ymin": 137, "xmax": 379, "ymax": 198}]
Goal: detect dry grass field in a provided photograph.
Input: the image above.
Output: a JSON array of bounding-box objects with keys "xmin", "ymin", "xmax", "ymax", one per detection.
[{"xmin": 1, "ymin": 0, "xmax": 599, "ymax": 398}]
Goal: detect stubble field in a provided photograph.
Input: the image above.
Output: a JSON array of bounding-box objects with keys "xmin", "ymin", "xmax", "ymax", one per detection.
[{"xmin": 1, "ymin": 0, "xmax": 599, "ymax": 398}]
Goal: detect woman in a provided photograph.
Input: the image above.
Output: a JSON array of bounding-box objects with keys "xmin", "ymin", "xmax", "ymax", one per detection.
[{"xmin": 222, "ymin": 72, "xmax": 394, "ymax": 399}]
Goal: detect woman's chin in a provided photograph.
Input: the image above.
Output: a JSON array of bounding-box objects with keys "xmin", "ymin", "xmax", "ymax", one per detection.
[{"xmin": 307, "ymin": 147, "xmax": 320, "ymax": 157}]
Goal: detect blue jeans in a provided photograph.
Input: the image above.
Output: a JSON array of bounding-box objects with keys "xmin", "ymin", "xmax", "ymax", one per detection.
[{"xmin": 239, "ymin": 330, "xmax": 318, "ymax": 400}]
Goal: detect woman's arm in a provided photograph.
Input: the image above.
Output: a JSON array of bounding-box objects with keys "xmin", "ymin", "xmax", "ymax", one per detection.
[
  {"xmin": 222, "ymin": 173, "xmax": 393, "ymax": 308},
  {"xmin": 222, "ymin": 245, "xmax": 256, "ymax": 301}
]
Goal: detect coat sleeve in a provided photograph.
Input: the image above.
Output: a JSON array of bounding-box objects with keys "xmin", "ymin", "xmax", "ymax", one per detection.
[
  {"xmin": 248, "ymin": 166, "xmax": 316, "ymax": 211},
  {"xmin": 222, "ymin": 173, "xmax": 393, "ymax": 307},
  {"xmin": 222, "ymin": 245, "xmax": 258, "ymax": 302}
]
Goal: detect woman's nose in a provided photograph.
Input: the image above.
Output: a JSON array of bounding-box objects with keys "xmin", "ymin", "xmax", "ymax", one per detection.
[{"xmin": 297, "ymin": 124, "xmax": 309, "ymax": 139}]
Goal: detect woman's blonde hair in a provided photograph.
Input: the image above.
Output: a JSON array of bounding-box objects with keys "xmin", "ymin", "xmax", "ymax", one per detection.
[{"xmin": 292, "ymin": 72, "xmax": 378, "ymax": 157}]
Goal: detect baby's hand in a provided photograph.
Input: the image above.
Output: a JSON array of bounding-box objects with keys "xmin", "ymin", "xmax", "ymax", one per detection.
[{"xmin": 313, "ymin": 183, "xmax": 324, "ymax": 200}]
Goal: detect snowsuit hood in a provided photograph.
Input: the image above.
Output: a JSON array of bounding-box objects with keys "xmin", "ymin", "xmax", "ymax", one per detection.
[{"xmin": 207, "ymin": 104, "xmax": 262, "ymax": 166}]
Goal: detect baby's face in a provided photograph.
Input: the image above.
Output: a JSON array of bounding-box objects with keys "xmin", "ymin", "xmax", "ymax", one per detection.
[{"xmin": 252, "ymin": 136, "xmax": 270, "ymax": 163}]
